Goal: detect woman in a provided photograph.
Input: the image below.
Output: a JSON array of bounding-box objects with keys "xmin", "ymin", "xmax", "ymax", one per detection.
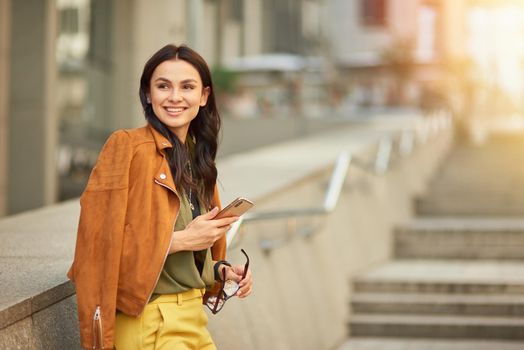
[{"xmin": 67, "ymin": 44, "xmax": 253, "ymax": 350}]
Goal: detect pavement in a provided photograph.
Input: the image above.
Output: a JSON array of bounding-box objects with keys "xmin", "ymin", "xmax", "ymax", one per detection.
[{"xmin": 338, "ymin": 338, "xmax": 524, "ymax": 350}]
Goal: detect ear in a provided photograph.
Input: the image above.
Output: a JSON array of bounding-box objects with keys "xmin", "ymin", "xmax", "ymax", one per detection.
[{"xmin": 200, "ymin": 87, "xmax": 211, "ymax": 107}]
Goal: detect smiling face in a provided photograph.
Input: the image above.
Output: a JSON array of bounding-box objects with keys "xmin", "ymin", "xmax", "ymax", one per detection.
[{"xmin": 148, "ymin": 59, "xmax": 210, "ymax": 143}]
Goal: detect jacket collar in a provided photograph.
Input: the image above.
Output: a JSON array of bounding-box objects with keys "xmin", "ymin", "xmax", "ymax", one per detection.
[
  {"xmin": 147, "ymin": 124, "xmax": 179, "ymax": 194},
  {"xmin": 147, "ymin": 124, "xmax": 173, "ymax": 151}
]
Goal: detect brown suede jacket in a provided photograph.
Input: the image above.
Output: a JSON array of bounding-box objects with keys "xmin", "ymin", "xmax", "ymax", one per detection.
[{"xmin": 67, "ymin": 124, "xmax": 225, "ymax": 349}]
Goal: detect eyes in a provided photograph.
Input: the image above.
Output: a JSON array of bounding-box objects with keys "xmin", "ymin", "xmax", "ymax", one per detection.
[{"xmin": 155, "ymin": 83, "xmax": 196, "ymax": 91}]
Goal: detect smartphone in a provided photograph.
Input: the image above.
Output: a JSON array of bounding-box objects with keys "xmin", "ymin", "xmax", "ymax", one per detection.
[{"xmin": 215, "ymin": 197, "xmax": 254, "ymax": 219}]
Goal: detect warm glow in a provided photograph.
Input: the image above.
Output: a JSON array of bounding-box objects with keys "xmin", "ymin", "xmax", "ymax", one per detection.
[{"xmin": 468, "ymin": 5, "xmax": 524, "ymax": 98}]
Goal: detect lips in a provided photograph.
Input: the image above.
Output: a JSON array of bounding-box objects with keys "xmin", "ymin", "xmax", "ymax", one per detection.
[{"xmin": 164, "ymin": 106, "xmax": 187, "ymax": 116}]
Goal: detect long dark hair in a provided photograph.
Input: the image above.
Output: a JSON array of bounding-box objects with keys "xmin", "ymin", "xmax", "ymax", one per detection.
[{"xmin": 139, "ymin": 44, "xmax": 220, "ymax": 208}]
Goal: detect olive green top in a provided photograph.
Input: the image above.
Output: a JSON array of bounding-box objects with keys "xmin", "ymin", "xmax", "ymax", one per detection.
[{"xmin": 151, "ymin": 190, "xmax": 215, "ymax": 300}]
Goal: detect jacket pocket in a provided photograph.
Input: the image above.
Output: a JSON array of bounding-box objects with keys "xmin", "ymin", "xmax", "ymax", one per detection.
[{"xmin": 92, "ymin": 305, "xmax": 103, "ymax": 349}]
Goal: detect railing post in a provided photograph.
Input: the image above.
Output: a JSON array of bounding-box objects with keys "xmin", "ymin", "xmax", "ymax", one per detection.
[
  {"xmin": 323, "ymin": 152, "xmax": 351, "ymax": 212},
  {"xmin": 374, "ymin": 137, "xmax": 392, "ymax": 174},
  {"xmin": 399, "ymin": 130, "xmax": 414, "ymax": 157}
]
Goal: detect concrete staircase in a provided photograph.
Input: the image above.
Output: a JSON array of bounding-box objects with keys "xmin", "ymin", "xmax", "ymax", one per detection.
[
  {"xmin": 351, "ymin": 260, "xmax": 524, "ymax": 340},
  {"xmin": 345, "ymin": 133, "xmax": 524, "ymax": 348},
  {"xmin": 415, "ymin": 135, "xmax": 524, "ymax": 217}
]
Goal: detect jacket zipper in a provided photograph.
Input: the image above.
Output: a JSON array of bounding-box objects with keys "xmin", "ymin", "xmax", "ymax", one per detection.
[
  {"xmin": 142, "ymin": 179, "xmax": 181, "ymax": 308},
  {"xmin": 92, "ymin": 305, "xmax": 103, "ymax": 349}
]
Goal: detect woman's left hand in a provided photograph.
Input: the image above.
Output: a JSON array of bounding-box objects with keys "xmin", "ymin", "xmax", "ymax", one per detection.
[{"xmin": 222, "ymin": 264, "xmax": 253, "ymax": 298}]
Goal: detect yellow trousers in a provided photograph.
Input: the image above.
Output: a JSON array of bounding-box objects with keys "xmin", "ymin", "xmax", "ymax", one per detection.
[{"xmin": 114, "ymin": 289, "xmax": 217, "ymax": 350}]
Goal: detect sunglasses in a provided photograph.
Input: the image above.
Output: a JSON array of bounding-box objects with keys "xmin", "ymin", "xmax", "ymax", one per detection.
[{"xmin": 206, "ymin": 249, "xmax": 249, "ymax": 314}]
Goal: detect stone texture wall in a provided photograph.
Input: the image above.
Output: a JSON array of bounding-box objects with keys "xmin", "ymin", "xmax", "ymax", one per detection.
[{"xmin": 208, "ymin": 129, "xmax": 451, "ymax": 350}]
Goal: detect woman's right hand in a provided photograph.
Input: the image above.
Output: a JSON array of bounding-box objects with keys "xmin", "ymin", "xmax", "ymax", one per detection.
[{"xmin": 169, "ymin": 207, "xmax": 239, "ymax": 254}]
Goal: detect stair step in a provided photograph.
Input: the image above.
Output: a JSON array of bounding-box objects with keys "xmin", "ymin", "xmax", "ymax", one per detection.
[
  {"xmin": 415, "ymin": 199, "xmax": 524, "ymax": 217},
  {"xmin": 349, "ymin": 314, "xmax": 524, "ymax": 340},
  {"xmin": 338, "ymin": 337, "xmax": 524, "ymax": 350},
  {"xmin": 353, "ymin": 260, "xmax": 524, "ymax": 295},
  {"xmin": 395, "ymin": 218, "xmax": 524, "ymax": 260},
  {"xmin": 351, "ymin": 293, "xmax": 524, "ymax": 316},
  {"xmin": 418, "ymin": 196, "xmax": 524, "ymax": 206},
  {"xmin": 398, "ymin": 217, "xmax": 524, "ymax": 232},
  {"xmin": 346, "ymin": 134, "xmax": 524, "ymax": 344},
  {"xmin": 425, "ymin": 185, "xmax": 524, "ymax": 194},
  {"xmin": 414, "ymin": 135, "xmax": 524, "ymax": 217},
  {"xmin": 416, "ymin": 194, "xmax": 524, "ymax": 202}
]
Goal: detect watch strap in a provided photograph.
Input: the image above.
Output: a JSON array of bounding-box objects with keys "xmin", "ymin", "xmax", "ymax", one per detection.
[{"xmin": 214, "ymin": 260, "xmax": 231, "ymax": 281}]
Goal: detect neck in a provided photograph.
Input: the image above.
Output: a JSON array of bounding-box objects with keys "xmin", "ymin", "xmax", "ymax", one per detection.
[{"xmin": 170, "ymin": 126, "xmax": 189, "ymax": 144}]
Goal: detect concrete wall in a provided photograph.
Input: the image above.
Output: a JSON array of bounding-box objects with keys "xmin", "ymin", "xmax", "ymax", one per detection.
[
  {"xmin": 218, "ymin": 117, "xmax": 365, "ymax": 157},
  {"xmin": 208, "ymin": 121, "xmax": 451, "ymax": 350},
  {"xmin": 0, "ymin": 117, "xmax": 453, "ymax": 349},
  {"xmin": 7, "ymin": 0, "xmax": 58, "ymax": 214},
  {"xmin": 0, "ymin": 294, "xmax": 79, "ymax": 350},
  {"xmin": 243, "ymin": 0, "xmax": 263, "ymax": 56},
  {"xmin": 0, "ymin": 0, "xmax": 10, "ymax": 217}
]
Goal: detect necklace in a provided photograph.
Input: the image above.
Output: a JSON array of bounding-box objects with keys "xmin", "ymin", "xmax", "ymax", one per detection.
[{"xmin": 188, "ymin": 160, "xmax": 195, "ymax": 211}]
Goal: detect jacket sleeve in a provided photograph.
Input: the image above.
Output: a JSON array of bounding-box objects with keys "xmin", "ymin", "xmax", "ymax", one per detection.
[{"xmin": 67, "ymin": 130, "xmax": 133, "ymax": 349}]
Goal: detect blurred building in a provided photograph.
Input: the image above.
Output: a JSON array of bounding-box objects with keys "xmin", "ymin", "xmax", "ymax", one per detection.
[
  {"xmin": 0, "ymin": 0, "xmax": 325, "ymax": 216},
  {"xmin": 326, "ymin": 0, "xmax": 468, "ymax": 111},
  {"xmin": 3, "ymin": 0, "xmax": 517, "ymax": 217}
]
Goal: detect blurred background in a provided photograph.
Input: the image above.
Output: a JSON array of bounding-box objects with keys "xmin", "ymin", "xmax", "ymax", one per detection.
[{"xmin": 1, "ymin": 0, "xmax": 524, "ymax": 216}]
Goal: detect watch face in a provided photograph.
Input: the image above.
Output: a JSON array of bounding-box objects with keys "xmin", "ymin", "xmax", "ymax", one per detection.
[{"xmin": 223, "ymin": 280, "xmax": 240, "ymax": 297}]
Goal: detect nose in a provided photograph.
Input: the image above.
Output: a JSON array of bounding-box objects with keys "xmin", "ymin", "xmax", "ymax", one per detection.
[{"xmin": 168, "ymin": 88, "xmax": 182, "ymax": 102}]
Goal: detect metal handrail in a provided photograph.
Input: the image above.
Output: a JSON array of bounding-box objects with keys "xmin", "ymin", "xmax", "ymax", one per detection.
[
  {"xmin": 399, "ymin": 130, "xmax": 414, "ymax": 157},
  {"xmin": 349, "ymin": 136, "xmax": 393, "ymax": 174},
  {"xmin": 374, "ymin": 137, "xmax": 392, "ymax": 173},
  {"xmin": 353, "ymin": 115, "xmax": 447, "ymax": 174},
  {"xmin": 225, "ymin": 115, "xmax": 452, "ymax": 251},
  {"xmin": 225, "ymin": 151, "xmax": 351, "ymax": 249}
]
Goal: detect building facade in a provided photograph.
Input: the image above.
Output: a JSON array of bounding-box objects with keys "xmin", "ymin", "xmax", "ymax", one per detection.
[
  {"xmin": 5, "ymin": 0, "xmax": 511, "ymax": 216},
  {"xmin": 0, "ymin": 0, "xmax": 325, "ymax": 216},
  {"xmin": 325, "ymin": 0, "xmax": 468, "ymax": 109}
]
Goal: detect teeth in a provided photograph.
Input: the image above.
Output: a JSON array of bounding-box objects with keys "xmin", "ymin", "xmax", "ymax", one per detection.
[{"xmin": 166, "ymin": 107, "xmax": 184, "ymax": 113}]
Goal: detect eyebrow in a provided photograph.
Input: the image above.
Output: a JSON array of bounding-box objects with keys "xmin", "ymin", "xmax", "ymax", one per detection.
[{"xmin": 153, "ymin": 77, "xmax": 198, "ymax": 84}]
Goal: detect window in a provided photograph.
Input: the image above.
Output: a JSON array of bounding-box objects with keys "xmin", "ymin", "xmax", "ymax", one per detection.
[
  {"xmin": 59, "ymin": 7, "xmax": 79, "ymax": 34},
  {"xmin": 229, "ymin": 0, "xmax": 243, "ymax": 22},
  {"xmin": 361, "ymin": 0, "xmax": 387, "ymax": 26}
]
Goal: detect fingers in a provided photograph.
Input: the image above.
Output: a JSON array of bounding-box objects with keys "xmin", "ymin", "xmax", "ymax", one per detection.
[
  {"xmin": 226, "ymin": 264, "xmax": 252, "ymax": 298},
  {"xmin": 200, "ymin": 206, "xmax": 219, "ymax": 220},
  {"xmin": 214, "ymin": 216, "xmax": 239, "ymax": 228},
  {"xmin": 206, "ymin": 226, "xmax": 230, "ymax": 246},
  {"xmin": 224, "ymin": 265, "xmax": 242, "ymax": 282},
  {"xmin": 180, "ymin": 209, "xmax": 239, "ymax": 252},
  {"xmin": 193, "ymin": 211, "xmax": 237, "ymax": 228},
  {"xmin": 237, "ymin": 268, "xmax": 252, "ymax": 298},
  {"xmin": 188, "ymin": 212, "xmax": 236, "ymax": 235}
]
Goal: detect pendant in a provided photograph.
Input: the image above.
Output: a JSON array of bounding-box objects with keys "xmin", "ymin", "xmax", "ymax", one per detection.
[{"xmin": 190, "ymin": 202, "xmax": 195, "ymax": 211}]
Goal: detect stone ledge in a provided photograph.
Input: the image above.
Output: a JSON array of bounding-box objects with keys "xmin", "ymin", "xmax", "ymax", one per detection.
[
  {"xmin": 0, "ymin": 281, "xmax": 75, "ymax": 329},
  {"xmin": 0, "ymin": 200, "xmax": 79, "ymax": 331}
]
